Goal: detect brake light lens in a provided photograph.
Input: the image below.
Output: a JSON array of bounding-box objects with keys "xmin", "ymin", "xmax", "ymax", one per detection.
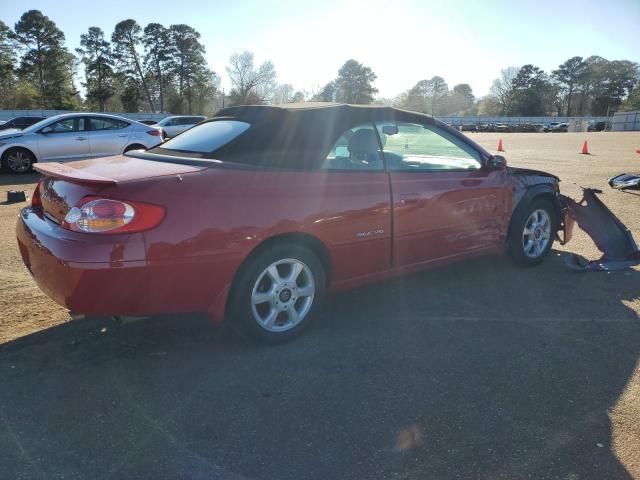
[
  {"xmin": 147, "ymin": 129, "xmax": 162, "ymax": 136},
  {"xmin": 31, "ymin": 181, "xmax": 42, "ymax": 207},
  {"xmin": 63, "ymin": 197, "xmax": 165, "ymax": 234}
]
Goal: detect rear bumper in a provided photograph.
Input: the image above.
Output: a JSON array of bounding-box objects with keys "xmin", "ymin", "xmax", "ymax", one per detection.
[{"xmin": 16, "ymin": 208, "xmax": 231, "ymax": 322}]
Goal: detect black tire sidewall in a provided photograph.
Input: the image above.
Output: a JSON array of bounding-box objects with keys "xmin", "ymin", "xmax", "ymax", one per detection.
[
  {"xmin": 229, "ymin": 244, "xmax": 326, "ymax": 343},
  {"xmin": 2, "ymin": 148, "xmax": 34, "ymax": 174},
  {"xmin": 508, "ymin": 197, "xmax": 556, "ymax": 266}
]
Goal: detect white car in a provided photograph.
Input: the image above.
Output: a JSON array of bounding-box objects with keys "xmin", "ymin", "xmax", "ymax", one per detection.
[
  {"xmin": 155, "ymin": 115, "xmax": 206, "ymax": 139},
  {"xmin": 0, "ymin": 113, "xmax": 163, "ymax": 174}
]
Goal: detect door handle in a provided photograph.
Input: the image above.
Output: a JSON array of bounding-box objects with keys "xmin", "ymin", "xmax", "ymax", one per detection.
[
  {"xmin": 118, "ymin": 134, "xmax": 128, "ymax": 137},
  {"xmin": 75, "ymin": 136, "xmax": 87, "ymax": 141},
  {"xmin": 399, "ymin": 193, "xmax": 419, "ymax": 205}
]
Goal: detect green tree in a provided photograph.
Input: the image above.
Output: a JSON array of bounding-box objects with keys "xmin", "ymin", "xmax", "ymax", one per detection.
[
  {"xmin": 169, "ymin": 24, "xmax": 210, "ymax": 113},
  {"xmin": 0, "ymin": 20, "xmax": 16, "ymax": 108},
  {"xmin": 226, "ymin": 51, "xmax": 277, "ymax": 105},
  {"xmin": 334, "ymin": 59, "xmax": 378, "ymax": 104},
  {"xmin": 620, "ymin": 82, "xmax": 640, "ymax": 111},
  {"xmin": 590, "ymin": 60, "xmax": 639, "ymax": 115},
  {"xmin": 143, "ymin": 23, "xmax": 173, "ymax": 112},
  {"xmin": 511, "ymin": 65, "xmax": 550, "ymax": 115},
  {"xmin": 112, "ymin": 19, "xmax": 155, "ymax": 111},
  {"xmin": 313, "ymin": 81, "xmax": 336, "ymax": 102},
  {"xmin": 76, "ymin": 27, "xmax": 114, "ymax": 111},
  {"xmin": 13, "ymin": 10, "xmax": 75, "ymax": 108},
  {"xmin": 552, "ymin": 56, "xmax": 586, "ymax": 116}
]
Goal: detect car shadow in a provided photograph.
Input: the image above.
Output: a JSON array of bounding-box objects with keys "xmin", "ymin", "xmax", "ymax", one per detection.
[{"xmin": 0, "ymin": 252, "xmax": 638, "ymax": 479}]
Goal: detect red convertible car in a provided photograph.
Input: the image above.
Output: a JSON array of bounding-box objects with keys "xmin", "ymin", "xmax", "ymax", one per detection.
[{"xmin": 17, "ymin": 104, "xmax": 572, "ymax": 342}]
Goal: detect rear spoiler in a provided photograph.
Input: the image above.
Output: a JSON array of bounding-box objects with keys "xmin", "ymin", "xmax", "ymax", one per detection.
[{"xmin": 34, "ymin": 163, "xmax": 117, "ymax": 185}]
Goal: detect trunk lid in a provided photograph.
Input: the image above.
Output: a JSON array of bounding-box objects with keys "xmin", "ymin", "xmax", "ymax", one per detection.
[
  {"xmin": 35, "ymin": 155, "xmax": 206, "ymax": 223},
  {"xmin": 33, "ymin": 155, "xmax": 205, "ymax": 184}
]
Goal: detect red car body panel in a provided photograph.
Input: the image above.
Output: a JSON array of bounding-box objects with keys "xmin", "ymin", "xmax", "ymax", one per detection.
[
  {"xmin": 16, "ymin": 106, "xmax": 568, "ymax": 325},
  {"xmin": 17, "ymin": 157, "xmax": 511, "ymax": 323}
]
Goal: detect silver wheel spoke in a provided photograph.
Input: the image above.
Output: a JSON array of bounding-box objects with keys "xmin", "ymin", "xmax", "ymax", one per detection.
[
  {"xmin": 288, "ymin": 262, "xmax": 303, "ymax": 282},
  {"xmin": 252, "ymin": 291, "xmax": 272, "ymax": 305},
  {"xmin": 287, "ymin": 307, "xmax": 300, "ymax": 326},
  {"xmin": 297, "ymin": 285, "xmax": 314, "ymax": 298},
  {"xmin": 267, "ymin": 265, "xmax": 281, "ymax": 283},
  {"xmin": 262, "ymin": 309, "xmax": 278, "ymax": 329}
]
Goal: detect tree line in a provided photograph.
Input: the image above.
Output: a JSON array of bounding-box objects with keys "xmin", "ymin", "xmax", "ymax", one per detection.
[
  {"xmin": 1, "ymin": 10, "xmax": 639, "ymax": 116},
  {"xmin": 396, "ymin": 57, "xmax": 640, "ymax": 117}
]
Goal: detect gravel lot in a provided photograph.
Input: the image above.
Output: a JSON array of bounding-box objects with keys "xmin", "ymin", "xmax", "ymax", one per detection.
[{"xmin": 1, "ymin": 132, "xmax": 639, "ymax": 479}]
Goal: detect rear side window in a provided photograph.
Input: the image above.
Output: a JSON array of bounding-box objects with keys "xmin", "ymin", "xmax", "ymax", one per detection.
[
  {"xmin": 159, "ymin": 121, "xmax": 250, "ymax": 153},
  {"xmin": 90, "ymin": 117, "xmax": 129, "ymax": 130}
]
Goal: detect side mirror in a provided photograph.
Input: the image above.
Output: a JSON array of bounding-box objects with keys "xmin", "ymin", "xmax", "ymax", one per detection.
[
  {"xmin": 488, "ymin": 155, "xmax": 507, "ymax": 170},
  {"xmin": 40, "ymin": 126, "xmax": 53, "ymax": 134}
]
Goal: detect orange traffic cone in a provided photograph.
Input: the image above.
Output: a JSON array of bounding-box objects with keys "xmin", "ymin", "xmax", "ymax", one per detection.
[
  {"xmin": 580, "ymin": 141, "xmax": 590, "ymax": 155},
  {"xmin": 497, "ymin": 139, "xmax": 504, "ymax": 152}
]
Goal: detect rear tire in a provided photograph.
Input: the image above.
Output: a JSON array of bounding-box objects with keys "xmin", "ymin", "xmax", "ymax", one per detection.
[
  {"xmin": 228, "ymin": 244, "xmax": 326, "ymax": 344},
  {"xmin": 508, "ymin": 197, "xmax": 556, "ymax": 267},
  {"xmin": 2, "ymin": 148, "xmax": 35, "ymax": 174}
]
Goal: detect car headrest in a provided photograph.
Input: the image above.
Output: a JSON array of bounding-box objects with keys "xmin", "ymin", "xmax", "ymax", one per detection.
[{"xmin": 348, "ymin": 129, "xmax": 379, "ymax": 157}]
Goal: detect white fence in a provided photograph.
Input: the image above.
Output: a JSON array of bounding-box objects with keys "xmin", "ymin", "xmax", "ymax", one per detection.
[
  {"xmin": 0, "ymin": 110, "xmax": 168, "ymax": 121},
  {"xmin": 612, "ymin": 111, "xmax": 640, "ymax": 131},
  {"xmin": 437, "ymin": 115, "xmax": 609, "ymax": 126}
]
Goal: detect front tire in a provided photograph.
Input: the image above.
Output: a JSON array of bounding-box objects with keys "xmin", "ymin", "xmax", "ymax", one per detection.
[
  {"xmin": 508, "ymin": 198, "xmax": 556, "ymax": 266},
  {"xmin": 2, "ymin": 148, "xmax": 35, "ymax": 174},
  {"xmin": 229, "ymin": 244, "xmax": 326, "ymax": 343}
]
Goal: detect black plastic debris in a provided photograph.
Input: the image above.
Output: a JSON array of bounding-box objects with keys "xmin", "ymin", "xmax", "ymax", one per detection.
[
  {"xmin": 609, "ymin": 173, "xmax": 640, "ymax": 191},
  {"xmin": 562, "ymin": 188, "xmax": 640, "ymax": 271},
  {"xmin": 6, "ymin": 190, "xmax": 27, "ymax": 203}
]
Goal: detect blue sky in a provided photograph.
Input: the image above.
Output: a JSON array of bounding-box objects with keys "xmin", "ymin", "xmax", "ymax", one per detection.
[{"xmin": 1, "ymin": 0, "xmax": 639, "ymax": 98}]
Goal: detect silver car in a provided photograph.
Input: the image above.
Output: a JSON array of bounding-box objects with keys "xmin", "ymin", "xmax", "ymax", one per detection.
[
  {"xmin": 0, "ymin": 113, "xmax": 163, "ymax": 174},
  {"xmin": 155, "ymin": 115, "xmax": 206, "ymax": 139}
]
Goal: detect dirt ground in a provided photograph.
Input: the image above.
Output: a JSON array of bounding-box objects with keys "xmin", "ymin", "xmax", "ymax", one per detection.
[{"xmin": 1, "ymin": 131, "xmax": 640, "ymax": 477}]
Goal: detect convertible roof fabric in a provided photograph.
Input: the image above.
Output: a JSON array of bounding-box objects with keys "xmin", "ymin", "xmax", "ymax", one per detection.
[{"xmin": 210, "ymin": 103, "xmax": 440, "ymax": 169}]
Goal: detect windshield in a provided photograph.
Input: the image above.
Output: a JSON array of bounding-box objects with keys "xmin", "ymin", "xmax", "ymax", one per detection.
[{"xmin": 156, "ymin": 120, "xmax": 250, "ymax": 155}]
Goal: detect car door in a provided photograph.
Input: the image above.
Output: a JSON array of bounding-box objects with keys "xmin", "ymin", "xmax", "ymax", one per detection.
[
  {"xmin": 36, "ymin": 116, "xmax": 90, "ymax": 162},
  {"xmin": 313, "ymin": 122, "xmax": 392, "ymax": 284},
  {"xmin": 376, "ymin": 121, "xmax": 512, "ymax": 267},
  {"xmin": 88, "ymin": 117, "xmax": 132, "ymax": 157}
]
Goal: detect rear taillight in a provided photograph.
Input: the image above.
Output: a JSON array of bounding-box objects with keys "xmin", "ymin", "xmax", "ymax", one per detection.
[
  {"xmin": 62, "ymin": 197, "xmax": 165, "ymax": 234},
  {"xmin": 147, "ymin": 129, "xmax": 162, "ymax": 136},
  {"xmin": 31, "ymin": 182, "xmax": 42, "ymax": 207}
]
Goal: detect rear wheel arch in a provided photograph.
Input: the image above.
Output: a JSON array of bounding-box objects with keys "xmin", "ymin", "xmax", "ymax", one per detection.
[
  {"xmin": 238, "ymin": 232, "xmax": 333, "ymax": 287},
  {"xmin": 123, "ymin": 143, "xmax": 146, "ymax": 153}
]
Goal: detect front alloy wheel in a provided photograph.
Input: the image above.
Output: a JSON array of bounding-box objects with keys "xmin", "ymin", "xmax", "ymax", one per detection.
[
  {"xmin": 4, "ymin": 149, "xmax": 34, "ymax": 173},
  {"xmin": 508, "ymin": 197, "xmax": 556, "ymax": 267},
  {"xmin": 522, "ymin": 209, "xmax": 551, "ymax": 259}
]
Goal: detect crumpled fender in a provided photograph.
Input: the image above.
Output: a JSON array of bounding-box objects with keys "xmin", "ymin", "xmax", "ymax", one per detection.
[{"xmin": 562, "ymin": 188, "xmax": 640, "ymax": 271}]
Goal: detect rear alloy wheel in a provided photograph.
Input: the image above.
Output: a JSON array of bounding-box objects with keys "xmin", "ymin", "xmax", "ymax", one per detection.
[
  {"xmin": 3, "ymin": 148, "xmax": 35, "ymax": 174},
  {"xmin": 230, "ymin": 244, "xmax": 326, "ymax": 343},
  {"xmin": 508, "ymin": 198, "xmax": 556, "ymax": 266}
]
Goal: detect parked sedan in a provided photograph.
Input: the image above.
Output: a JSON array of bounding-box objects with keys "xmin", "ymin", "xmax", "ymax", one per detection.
[
  {"xmin": 155, "ymin": 115, "xmax": 206, "ymax": 138},
  {"xmin": 0, "ymin": 113, "xmax": 163, "ymax": 173},
  {"xmin": 0, "ymin": 116, "xmax": 47, "ymax": 131},
  {"xmin": 17, "ymin": 104, "xmax": 573, "ymax": 343}
]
